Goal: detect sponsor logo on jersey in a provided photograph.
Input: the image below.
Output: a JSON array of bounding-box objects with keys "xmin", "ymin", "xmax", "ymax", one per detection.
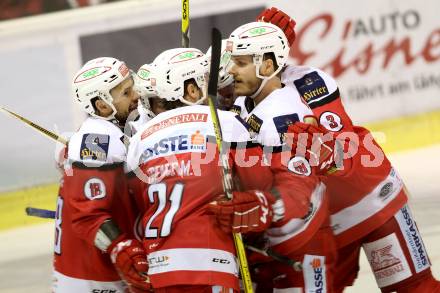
[
  {"xmin": 74, "ymin": 66, "xmax": 111, "ymax": 83},
  {"xmin": 287, "ymin": 156, "xmax": 311, "ymax": 176},
  {"xmin": 294, "ymin": 71, "xmax": 329, "ymax": 102},
  {"xmin": 273, "ymin": 113, "xmax": 300, "ymax": 142},
  {"xmin": 140, "ymin": 131, "xmax": 207, "ymax": 163},
  {"xmin": 141, "ymin": 113, "xmax": 208, "ymax": 140},
  {"xmin": 246, "ymin": 114, "xmax": 263, "ymax": 135},
  {"xmin": 91, "ymin": 290, "xmax": 117, "ymax": 293},
  {"xmin": 80, "ymin": 133, "xmax": 109, "ymax": 161},
  {"xmin": 148, "ymin": 255, "xmax": 171, "ymax": 268},
  {"xmin": 303, "ymin": 255, "xmax": 326, "ymax": 292},
  {"xmin": 230, "ymin": 105, "xmax": 242, "ymax": 115},
  {"xmin": 83, "ymin": 178, "xmax": 106, "ymax": 200},
  {"xmin": 395, "ymin": 205, "xmax": 430, "ymax": 273},
  {"xmin": 212, "ymin": 258, "xmax": 231, "ymax": 264},
  {"xmin": 363, "ymin": 233, "xmax": 411, "ymax": 287},
  {"xmin": 379, "ymin": 182, "xmax": 394, "ymax": 200}
]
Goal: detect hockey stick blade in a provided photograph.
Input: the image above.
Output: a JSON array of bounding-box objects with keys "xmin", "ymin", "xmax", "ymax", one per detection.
[{"xmin": 25, "ymin": 207, "xmax": 56, "ymax": 219}]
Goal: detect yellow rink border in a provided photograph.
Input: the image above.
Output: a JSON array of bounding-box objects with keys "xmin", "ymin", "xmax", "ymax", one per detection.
[
  {"xmin": 366, "ymin": 109, "xmax": 440, "ymax": 154},
  {"xmin": 0, "ymin": 183, "xmax": 58, "ymax": 231},
  {"xmin": 1, "ymin": 110, "xmax": 440, "ymax": 232}
]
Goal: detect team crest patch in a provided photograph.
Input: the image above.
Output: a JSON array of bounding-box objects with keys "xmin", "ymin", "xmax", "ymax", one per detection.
[
  {"xmin": 294, "ymin": 71, "xmax": 329, "ymax": 102},
  {"xmin": 273, "ymin": 113, "xmax": 299, "ymax": 142},
  {"xmin": 80, "ymin": 133, "xmax": 110, "ymax": 161},
  {"xmin": 84, "ymin": 178, "xmax": 106, "ymax": 200},
  {"xmin": 287, "ymin": 156, "xmax": 311, "ymax": 176}
]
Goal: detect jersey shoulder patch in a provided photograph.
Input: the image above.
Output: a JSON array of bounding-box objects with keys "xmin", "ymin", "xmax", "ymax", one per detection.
[
  {"xmin": 79, "ymin": 133, "xmax": 110, "ymax": 162},
  {"xmin": 293, "ymin": 71, "xmax": 330, "ymax": 103},
  {"xmin": 68, "ymin": 118, "xmax": 126, "ymax": 166}
]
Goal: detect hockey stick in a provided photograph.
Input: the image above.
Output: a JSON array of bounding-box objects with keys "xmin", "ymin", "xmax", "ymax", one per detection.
[
  {"xmin": 1, "ymin": 106, "xmax": 63, "ymax": 219},
  {"xmin": 207, "ymin": 28, "xmax": 253, "ymax": 293},
  {"xmin": 0, "ymin": 106, "xmax": 68, "ymax": 145},
  {"xmin": 246, "ymin": 245, "xmax": 302, "ymax": 272},
  {"xmin": 181, "ymin": 0, "xmax": 190, "ymax": 47},
  {"xmin": 25, "ymin": 207, "xmax": 56, "ymax": 219}
]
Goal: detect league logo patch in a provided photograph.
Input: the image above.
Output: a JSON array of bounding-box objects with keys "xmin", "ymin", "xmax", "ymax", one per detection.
[
  {"xmin": 294, "ymin": 71, "xmax": 329, "ymax": 102},
  {"xmin": 80, "ymin": 133, "xmax": 110, "ymax": 162},
  {"xmin": 272, "ymin": 113, "xmax": 299, "ymax": 142}
]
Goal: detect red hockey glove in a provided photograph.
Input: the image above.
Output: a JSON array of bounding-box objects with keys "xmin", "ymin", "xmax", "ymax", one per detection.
[
  {"xmin": 207, "ymin": 190, "xmax": 276, "ymax": 234},
  {"xmin": 285, "ymin": 119, "xmax": 339, "ymax": 176},
  {"xmin": 109, "ymin": 238, "xmax": 152, "ymax": 292},
  {"xmin": 256, "ymin": 7, "xmax": 296, "ymax": 46}
]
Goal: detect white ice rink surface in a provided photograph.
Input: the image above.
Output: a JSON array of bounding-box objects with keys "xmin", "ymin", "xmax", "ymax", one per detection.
[{"xmin": 0, "ymin": 144, "xmax": 439, "ymax": 292}]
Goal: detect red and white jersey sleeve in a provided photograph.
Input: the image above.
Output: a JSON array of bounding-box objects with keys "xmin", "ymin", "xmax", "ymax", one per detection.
[
  {"xmin": 54, "ymin": 117, "xmax": 138, "ymax": 282},
  {"xmin": 282, "ymin": 65, "xmax": 408, "ymax": 247},
  {"xmin": 282, "ymin": 65, "xmax": 355, "ymax": 133},
  {"xmin": 233, "ymin": 87, "xmax": 328, "ymax": 255},
  {"xmin": 126, "ymin": 105, "xmax": 273, "ymax": 290}
]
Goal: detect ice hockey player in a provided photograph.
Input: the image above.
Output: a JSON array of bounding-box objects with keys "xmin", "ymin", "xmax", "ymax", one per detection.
[
  {"xmin": 256, "ymin": 7, "xmax": 440, "ymax": 292},
  {"xmin": 212, "ymin": 21, "xmax": 339, "ymax": 292},
  {"xmin": 53, "ymin": 57, "xmax": 152, "ymax": 293}
]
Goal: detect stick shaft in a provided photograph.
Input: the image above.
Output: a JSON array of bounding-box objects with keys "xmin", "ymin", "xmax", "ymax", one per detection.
[
  {"xmin": 181, "ymin": 0, "xmax": 190, "ymax": 47},
  {"xmin": 207, "ymin": 28, "xmax": 253, "ymax": 293},
  {"xmin": 1, "ymin": 107, "xmax": 67, "ymax": 145}
]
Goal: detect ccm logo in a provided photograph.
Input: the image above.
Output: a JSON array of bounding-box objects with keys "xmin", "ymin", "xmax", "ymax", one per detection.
[{"xmin": 212, "ymin": 258, "xmax": 231, "ymax": 264}]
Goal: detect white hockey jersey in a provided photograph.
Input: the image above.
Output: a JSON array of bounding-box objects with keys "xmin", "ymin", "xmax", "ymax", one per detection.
[{"xmin": 232, "ymin": 86, "xmax": 329, "ymax": 254}]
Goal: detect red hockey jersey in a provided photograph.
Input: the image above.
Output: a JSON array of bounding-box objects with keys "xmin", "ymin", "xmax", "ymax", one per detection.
[
  {"xmin": 232, "ymin": 86, "xmax": 328, "ymax": 255},
  {"xmin": 281, "ymin": 65, "xmax": 408, "ymax": 248},
  {"xmin": 53, "ymin": 117, "xmax": 138, "ymax": 291},
  {"xmin": 126, "ymin": 105, "xmax": 280, "ymax": 290}
]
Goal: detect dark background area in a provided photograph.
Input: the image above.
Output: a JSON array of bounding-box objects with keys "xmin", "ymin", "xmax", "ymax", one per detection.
[{"xmin": 79, "ymin": 7, "xmax": 264, "ymax": 69}]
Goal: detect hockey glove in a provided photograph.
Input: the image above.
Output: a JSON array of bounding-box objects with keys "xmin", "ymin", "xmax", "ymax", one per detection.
[
  {"xmin": 108, "ymin": 237, "xmax": 152, "ymax": 292},
  {"xmin": 256, "ymin": 7, "xmax": 296, "ymax": 46},
  {"xmin": 207, "ymin": 190, "xmax": 277, "ymax": 234},
  {"xmin": 285, "ymin": 118, "xmax": 340, "ymax": 176}
]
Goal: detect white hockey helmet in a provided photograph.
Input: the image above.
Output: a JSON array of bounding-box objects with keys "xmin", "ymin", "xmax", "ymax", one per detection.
[
  {"xmin": 72, "ymin": 57, "xmax": 131, "ymax": 120},
  {"xmin": 133, "ymin": 63, "xmax": 158, "ymax": 111},
  {"xmin": 227, "ymin": 22, "xmax": 289, "ymax": 97},
  {"xmin": 151, "ymin": 48, "xmax": 209, "ymax": 106},
  {"xmin": 206, "ymin": 39, "xmax": 234, "ymax": 90}
]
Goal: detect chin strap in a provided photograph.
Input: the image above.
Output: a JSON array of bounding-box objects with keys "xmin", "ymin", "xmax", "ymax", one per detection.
[{"xmin": 249, "ymin": 55, "xmax": 283, "ymax": 100}]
